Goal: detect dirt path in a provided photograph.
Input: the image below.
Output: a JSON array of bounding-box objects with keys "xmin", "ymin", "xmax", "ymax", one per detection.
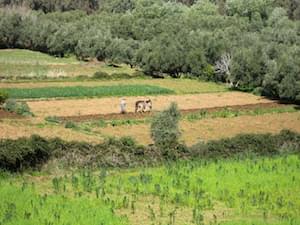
[{"xmin": 27, "ymin": 92, "xmax": 274, "ymax": 118}]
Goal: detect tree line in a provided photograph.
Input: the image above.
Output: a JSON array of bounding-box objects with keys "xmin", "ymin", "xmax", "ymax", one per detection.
[{"xmin": 0, "ymin": 0, "xmax": 299, "ymax": 101}]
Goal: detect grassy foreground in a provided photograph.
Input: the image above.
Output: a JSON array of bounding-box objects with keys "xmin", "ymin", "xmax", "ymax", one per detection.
[
  {"xmin": 1, "ymin": 155, "xmax": 299, "ymax": 225},
  {"xmin": 1, "ymin": 85, "xmax": 174, "ymax": 99}
]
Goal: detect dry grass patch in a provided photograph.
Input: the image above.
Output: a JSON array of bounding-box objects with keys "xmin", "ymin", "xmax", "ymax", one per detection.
[
  {"xmin": 0, "ymin": 118, "xmax": 103, "ymax": 143},
  {"xmin": 98, "ymin": 112, "xmax": 300, "ymax": 145}
]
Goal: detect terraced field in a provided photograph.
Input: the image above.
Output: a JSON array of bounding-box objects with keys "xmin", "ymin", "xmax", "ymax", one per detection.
[{"xmin": 1, "ymin": 49, "xmax": 300, "ymax": 225}]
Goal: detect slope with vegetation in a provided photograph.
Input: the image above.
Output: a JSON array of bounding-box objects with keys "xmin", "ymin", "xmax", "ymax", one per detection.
[{"xmin": 0, "ymin": 0, "xmax": 300, "ymax": 101}]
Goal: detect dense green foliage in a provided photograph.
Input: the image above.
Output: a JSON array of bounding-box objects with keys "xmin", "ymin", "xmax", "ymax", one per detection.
[
  {"xmin": 1, "ymin": 85, "xmax": 174, "ymax": 99},
  {"xmin": 0, "ymin": 0, "xmax": 300, "ymax": 101},
  {"xmin": 0, "ymin": 135, "xmax": 159, "ymax": 171},
  {"xmin": 0, "ymin": 90, "xmax": 8, "ymax": 105},
  {"xmin": 3, "ymin": 99, "xmax": 34, "ymax": 116},
  {"xmin": 0, "ymin": 135, "xmax": 50, "ymax": 171},
  {"xmin": 190, "ymin": 129, "xmax": 300, "ymax": 159},
  {"xmin": 151, "ymin": 102, "xmax": 184, "ymax": 158},
  {"xmin": 0, "ymin": 130, "xmax": 299, "ymax": 172}
]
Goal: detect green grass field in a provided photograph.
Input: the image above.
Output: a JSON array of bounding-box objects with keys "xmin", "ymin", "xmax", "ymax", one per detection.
[
  {"xmin": 1, "ymin": 85, "xmax": 174, "ymax": 99},
  {"xmin": 0, "ymin": 49, "xmax": 78, "ymax": 65},
  {"xmin": 0, "ymin": 182, "xmax": 127, "ymax": 225},
  {"xmin": 0, "ymin": 49, "xmax": 136, "ymax": 78},
  {"xmin": 1, "ymin": 155, "xmax": 299, "ymax": 225}
]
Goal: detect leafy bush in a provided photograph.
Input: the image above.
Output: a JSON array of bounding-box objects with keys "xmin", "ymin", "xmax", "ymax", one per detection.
[
  {"xmin": 190, "ymin": 130, "xmax": 300, "ymax": 159},
  {"xmin": 92, "ymin": 71, "xmax": 110, "ymax": 79},
  {"xmin": 0, "ymin": 91, "xmax": 8, "ymax": 105},
  {"xmin": 3, "ymin": 99, "xmax": 34, "ymax": 116},
  {"xmin": 111, "ymin": 73, "xmax": 132, "ymax": 79},
  {"xmin": 132, "ymin": 71, "xmax": 146, "ymax": 78},
  {"xmin": 3, "ymin": 99, "xmax": 17, "ymax": 112},
  {"xmin": 0, "ymin": 135, "xmax": 51, "ymax": 171},
  {"xmin": 16, "ymin": 102, "xmax": 34, "ymax": 116},
  {"xmin": 65, "ymin": 121, "xmax": 77, "ymax": 129},
  {"xmin": 151, "ymin": 102, "xmax": 185, "ymax": 158},
  {"xmin": 0, "ymin": 130, "xmax": 299, "ymax": 172}
]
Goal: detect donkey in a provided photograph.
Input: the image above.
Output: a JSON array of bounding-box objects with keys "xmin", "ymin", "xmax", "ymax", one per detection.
[{"xmin": 135, "ymin": 99, "xmax": 152, "ymax": 113}]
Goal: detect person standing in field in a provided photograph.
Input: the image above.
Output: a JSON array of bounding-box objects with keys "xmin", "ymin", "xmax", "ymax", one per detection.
[{"xmin": 120, "ymin": 98, "xmax": 126, "ymax": 114}]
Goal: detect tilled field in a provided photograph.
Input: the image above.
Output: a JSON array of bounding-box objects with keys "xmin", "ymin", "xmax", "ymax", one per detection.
[
  {"xmin": 27, "ymin": 92, "xmax": 274, "ymax": 118},
  {"xmin": 58, "ymin": 102, "xmax": 289, "ymax": 122}
]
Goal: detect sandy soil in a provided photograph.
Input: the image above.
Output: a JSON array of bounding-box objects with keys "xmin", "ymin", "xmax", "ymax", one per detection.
[{"xmin": 27, "ymin": 92, "xmax": 274, "ymax": 118}]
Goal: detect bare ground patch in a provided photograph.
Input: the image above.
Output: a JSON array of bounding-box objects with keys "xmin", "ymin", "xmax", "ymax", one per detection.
[{"xmin": 0, "ymin": 109, "xmax": 22, "ymax": 119}]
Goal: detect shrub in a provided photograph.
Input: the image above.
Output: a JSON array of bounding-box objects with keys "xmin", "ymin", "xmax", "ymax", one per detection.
[
  {"xmin": 151, "ymin": 102, "xmax": 183, "ymax": 158},
  {"xmin": 0, "ymin": 135, "xmax": 51, "ymax": 171},
  {"xmin": 3, "ymin": 99, "xmax": 17, "ymax": 112},
  {"xmin": 92, "ymin": 71, "xmax": 110, "ymax": 79},
  {"xmin": 132, "ymin": 71, "xmax": 146, "ymax": 78},
  {"xmin": 16, "ymin": 102, "xmax": 34, "ymax": 116},
  {"xmin": 65, "ymin": 121, "xmax": 77, "ymax": 129},
  {"xmin": 190, "ymin": 130, "xmax": 300, "ymax": 159},
  {"xmin": 3, "ymin": 99, "xmax": 34, "ymax": 116},
  {"xmin": 0, "ymin": 130, "xmax": 299, "ymax": 172},
  {"xmin": 111, "ymin": 73, "xmax": 131, "ymax": 79},
  {"xmin": 0, "ymin": 91, "xmax": 9, "ymax": 105}
]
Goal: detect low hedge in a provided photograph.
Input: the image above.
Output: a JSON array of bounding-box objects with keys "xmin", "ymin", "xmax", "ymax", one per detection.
[
  {"xmin": 0, "ymin": 135, "xmax": 51, "ymax": 171},
  {"xmin": 0, "ymin": 136, "xmax": 162, "ymax": 172},
  {"xmin": 190, "ymin": 130, "xmax": 300, "ymax": 159},
  {"xmin": 0, "ymin": 130, "xmax": 299, "ymax": 172}
]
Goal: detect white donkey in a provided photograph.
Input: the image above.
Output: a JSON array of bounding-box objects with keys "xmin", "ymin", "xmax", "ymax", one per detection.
[{"xmin": 135, "ymin": 99, "xmax": 152, "ymax": 113}]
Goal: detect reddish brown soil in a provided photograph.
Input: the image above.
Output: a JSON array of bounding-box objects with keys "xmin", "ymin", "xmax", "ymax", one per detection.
[
  {"xmin": 0, "ymin": 109, "xmax": 22, "ymax": 119},
  {"xmin": 58, "ymin": 102, "xmax": 292, "ymax": 122}
]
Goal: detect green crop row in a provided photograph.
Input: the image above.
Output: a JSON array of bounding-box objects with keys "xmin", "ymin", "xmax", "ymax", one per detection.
[{"xmin": 1, "ymin": 85, "xmax": 174, "ymax": 99}]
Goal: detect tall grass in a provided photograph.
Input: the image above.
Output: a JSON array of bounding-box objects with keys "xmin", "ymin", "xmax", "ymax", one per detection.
[{"xmin": 1, "ymin": 85, "xmax": 174, "ymax": 99}]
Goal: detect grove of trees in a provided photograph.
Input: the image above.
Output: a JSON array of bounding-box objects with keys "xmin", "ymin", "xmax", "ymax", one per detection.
[{"xmin": 0, "ymin": 0, "xmax": 300, "ymax": 101}]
